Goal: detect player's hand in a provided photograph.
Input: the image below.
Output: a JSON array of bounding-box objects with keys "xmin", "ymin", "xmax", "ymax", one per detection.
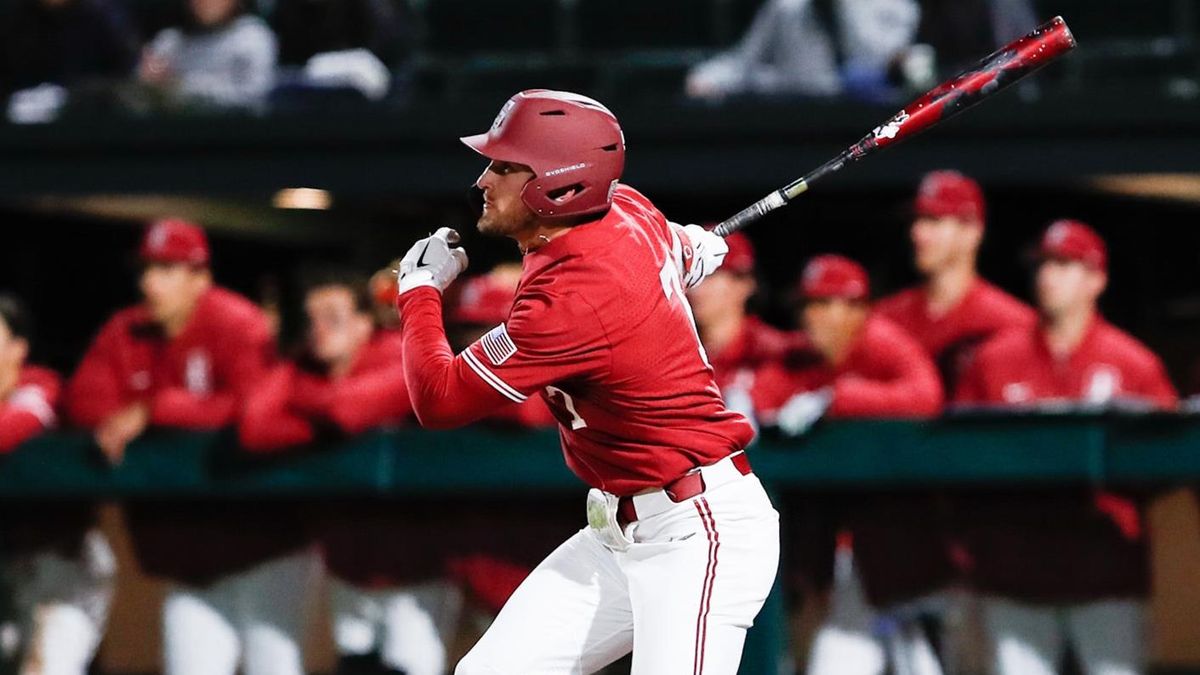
[
  {"xmin": 672, "ymin": 223, "xmax": 729, "ymax": 289},
  {"xmin": 397, "ymin": 227, "xmax": 469, "ymax": 295},
  {"xmin": 95, "ymin": 402, "xmax": 149, "ymax": 465},
  {"xmin": 776, "ymin": 388, "xmax": 833, "ymax": 437}
]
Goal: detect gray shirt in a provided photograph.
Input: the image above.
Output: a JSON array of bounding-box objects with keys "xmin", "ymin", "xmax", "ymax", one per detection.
[{"xmin": 148, "ymin": 15, "xmax": 278, "ymax": 108}]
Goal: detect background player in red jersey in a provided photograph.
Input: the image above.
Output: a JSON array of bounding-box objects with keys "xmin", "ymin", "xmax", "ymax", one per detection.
[
  {"xmin": 686, "ymin": 232, "xmax": 790, "ymax": 424},
  {"xmin": 0, "ymin": 293, "xmax": 114, "ymax": 675},
  {"xmin": 955, "ymin": 220, "xmax": 1177, "ymax": 675},
  {"xmin": 752, "ymin": 256, "xmax": 944, "ymax": 675},
  {"xmin": 67, "ymin": 219, "xmax": 317, "ymax": 675},
  {"xmin": 394, "ymin": 89, "xmax": 779, "ymax": 674}
]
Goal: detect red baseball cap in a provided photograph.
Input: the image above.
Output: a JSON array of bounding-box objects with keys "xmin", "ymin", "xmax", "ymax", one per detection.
[
  {"xmin": 914, "ymin": 170, "xmax": 985, "ymax": 224},
  {"xmin": 451, "ymin": 274, "xmax": 516, "ymax": 325},
  {"xmin": 140, "ymin": 218, "xmax": 209, "ymax": 266},
  {"xmin": 722, "ymin": 232, "xmax": 756, "ymax": 275},
  {"xmin": 1039, "ymin": 219, "xmax": 1107, "ymax": 272},
  {"xmin": 799, "ymin": 255, "xmax": 870, "ymax": 301}
]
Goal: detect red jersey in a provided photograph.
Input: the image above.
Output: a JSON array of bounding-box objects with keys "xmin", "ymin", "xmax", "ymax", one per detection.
[
  {"xmin": 706, "ymin": 316, "xmax": 791, "ymax": 395},
  {"xmin": 67, "ymin": 287, "xmax": 273, "ymax": 429},
  {"xmin": 0, "ymin": 366, "xmax": 60, "ymax": 453},
  {"xmin": 875, "ymin": 279, "xmax": 1036, "ymax": 395},
  {"xmin": 955, "ymin": 317, "xmax": 1177, "ymax": 408},
  {"xmin": 955, "ymin": 316, "xmax": 1177, "ymax": 602},
  {"xmin": 399, "ymin": 184, "xmax": 754, "ymax": 495},
  {"xmin": 754, "ymin": 315, "xmax": 944, "ymax": 420},
  {"xmin": 240, "ymin": 330, "xmax": 412, "ymax": 451}
]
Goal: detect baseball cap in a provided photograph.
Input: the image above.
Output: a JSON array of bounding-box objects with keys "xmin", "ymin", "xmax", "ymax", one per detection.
[
  {"xmin": 799, "ymin": 255, "xmax": 870, "ymax": 301},
  {"xmin": 1039, "ymin": 219, "xmax": 1107, "ymax": 272},
  {"xmin": 914, "ymin": 170, "xmax": 985, "ymax": 224},
  {"xmin": 139, "ymin": 218, "xmax": 210, "ymax": 266},
  {"xmin": 451, "ymin": 274, "xmax": 516, "ymax": 325},
  {"xmin": 722, "ymin": 232, "xmax": 756, "ymax": 275}
]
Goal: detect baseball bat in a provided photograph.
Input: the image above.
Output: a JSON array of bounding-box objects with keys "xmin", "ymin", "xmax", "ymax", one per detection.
[{"xmin": 713, "ymin": 15, "xmax": 1077, "ymax": 238}]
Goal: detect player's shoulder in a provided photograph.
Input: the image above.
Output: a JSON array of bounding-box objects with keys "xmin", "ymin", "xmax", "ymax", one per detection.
[
  {"xmin": 18, "ymin": 365, "xmax": 62, "ymax": 398},
  {"xmin": 361, "ymin": 329, "xmax": 405, "ymax": 365},
  {"xmin": 1092, "ymin": 319, "xmax": 1163, "ymax": 370},
  {"xmin": 864, "ymin": 313, "xmax": 922, "ymax": 347},
  {"xmin": 970, "ymin": 280, "xmax": 1036, "ymax": 322},
  {"xmin": 610, "ymin": 183, "xmax": 659, "ymax": 215},
  {"xmin": 873, "ymin": 286, "xmax": 922, "ymax": 318},
  {"xmin": 973, "ymin": 325, "xmax": 1037, "ymax": 365},
  {"xmin": 744, "ymin": 316, "xmax": 792, "ymax": 357},
  {"xmin": 201, "ymin": 287, "xmax": 270, "ymax": 331}
]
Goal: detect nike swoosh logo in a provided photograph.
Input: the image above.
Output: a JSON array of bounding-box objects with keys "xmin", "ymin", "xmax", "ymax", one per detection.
[{"xmin": 416, "ymin": 242, "xmax": 431, "ymax": 267}]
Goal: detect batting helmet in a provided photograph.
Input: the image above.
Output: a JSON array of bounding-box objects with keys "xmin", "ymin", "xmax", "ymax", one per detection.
[{"xmin": 460, "ymin": 90, "xmax": 625, "ymax": 219}]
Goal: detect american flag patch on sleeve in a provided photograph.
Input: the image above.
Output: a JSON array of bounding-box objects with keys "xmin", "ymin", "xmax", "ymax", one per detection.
[{"xmin": 480, "ymin": 323, "xmax": 518, "ymax": 365}]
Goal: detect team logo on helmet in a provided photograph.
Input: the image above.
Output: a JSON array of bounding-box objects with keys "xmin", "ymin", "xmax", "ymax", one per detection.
[{"xmin": 491, "ymin": 99, "xmax": 517, "ymax": 131}]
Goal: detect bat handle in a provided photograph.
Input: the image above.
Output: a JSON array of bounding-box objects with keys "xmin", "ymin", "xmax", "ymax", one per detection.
[{"xmin": 713, "ymin": 189, "xmax": 790, "ymax": 238}]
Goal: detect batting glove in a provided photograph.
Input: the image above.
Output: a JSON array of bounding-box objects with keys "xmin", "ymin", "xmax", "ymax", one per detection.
[
  {"xmin": 397, "ymin": 227, "xmax": 469, "ymax": 295},
  {"xmin": 776, "ymin": 388, "xmax": 833, "ymax": 437},
  {"xmin": 671, "ymin": 223, "xmax": 729, "ymax": 289}
]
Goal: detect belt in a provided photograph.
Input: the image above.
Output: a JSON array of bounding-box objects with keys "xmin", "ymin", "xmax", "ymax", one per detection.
[{"xmin": 617, "ymin": 452, "xmax": 752, "ymax": 525}]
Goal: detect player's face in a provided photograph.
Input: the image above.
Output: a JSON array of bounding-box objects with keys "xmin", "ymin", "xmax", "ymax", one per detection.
[
  {"xmin": 140, "ymin": 263, "xmax": 210, "ymax": 326},
  {"xmin": 0, "ymin": 317, "xmax": 28, "ymax": 379},
  {"xmin": 910, "ymin": 216, "xmax": 981, "ymax": 275},
  {"xmin": 803, "ymin": 298, "xmax": 868, "ymax": 364},
  {"xmin": 1036, "ymin": 258, "xmax": 1106, "ymax": 318},
  {"xmin": 475, "ymin": 160, "xmax": 537, "ymax": 237},
  {"xmin": 306, "ymin": 286, "xmax": 373, "ymax": 365},
  {"xmin": 688, "ymin": 271, "xmax": 754, "ymax": 331},
  {"xmin": 189, "ymin": 0, "xmax": 239, "ymax": 26}
]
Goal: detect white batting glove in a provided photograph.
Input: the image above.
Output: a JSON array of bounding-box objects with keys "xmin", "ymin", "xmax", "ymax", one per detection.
[
  {"xmin": 776, "ymin": 388, "xmax": 833, "ymax": 437},
  {"xmin": 671, "ymin": 222, "xmax": 729, "ymax": 289},
  {"xmin": 397, "ymin": 227, "xmax": 469, "ymax": 295}
]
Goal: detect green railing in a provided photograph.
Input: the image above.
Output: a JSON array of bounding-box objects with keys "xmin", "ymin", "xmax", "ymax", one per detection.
[{"xmin": 6, "ymin": 413, "xmax": 1198, "ymax": 672}]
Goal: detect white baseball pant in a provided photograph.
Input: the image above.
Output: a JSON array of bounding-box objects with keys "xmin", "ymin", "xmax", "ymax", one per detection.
[
  {"xmin": 982, "ymin": 596, "xmax": 1144, "ymax": 675},
  {"xmin": 162, "ymin": 547, "xmax": 320, "ymax": 675},
  {"xmin": 331, "ymin": 578, "xmax": 463, "ymax": 675},
  {"xmin": 3, "ymin": 529, "xmax": 116, "ymax": 675},
  {"xmin": 455, "ymin": 462, "xmax": 780, "ymax": 675}
]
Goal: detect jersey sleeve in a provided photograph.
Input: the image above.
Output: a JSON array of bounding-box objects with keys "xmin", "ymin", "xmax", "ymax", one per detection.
[
  {"xmin": 1131, "ymin": 351, "xmax": 1179, "ymax": 410},
  {"xmin": 238, "ymin": 365, "xmax": 315, "ymax": 452},
  {"xmin": 460, "ymin": 286, "xmax": 610, "ymax": 403},
  {"xmin": 0, "ymin": 373, "xmax": 60, "ymax": 453},
  {"xmin": 326, "ymin": 363, "xmax": 412, "ymax": 434},
  {"xmin": 65, "ymin": 318, "xmax": 131, "ymax": 428},
  {"xmin": 830, "ymin": 330, "xmax": 944, "ymax": 418}
]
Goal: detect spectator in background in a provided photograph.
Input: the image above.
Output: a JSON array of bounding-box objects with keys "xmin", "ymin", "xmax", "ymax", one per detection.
[
  {"xmin": 0, "ymin": 293, "xmax": 115, "ymax": 675},
  {"xmin": 238, "ymin": 269, "xmax": 441, "ymax": 675},
  {"xmin": 955, "ymin": 220, "xmax": 1176, "ymax": 675},
  {"xmin": 139, "ymin": 0, "xmax": 277, "ymax": 108},
  {"xmin": 686, "ymin": 232, "xmax": 790, "ymax": 422},
  {"xmin": 687, "ymin": 0, "xmax": 918, "ymax": 101},
  {"xmin": 0, "ymin": 0, "xmax": 139, "ymax": 122},
  {"xmin": 754, "ymin": 255, "xmax": 942, "ymax": 675},
  {"xmin": 66, "ymin": 219, "xmax": 316, "ymax": 675}
]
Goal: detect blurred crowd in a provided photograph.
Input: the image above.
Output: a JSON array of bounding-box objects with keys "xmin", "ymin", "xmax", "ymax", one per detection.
[
  {"xmin": 0, "ymin": 0, "xmax": 1052, "ymax": 122},
  {"xmin": 0, "ymin": 0, "xmax": 410, "ymax": 121},
  {"xmin": 0, "ymin": 168, "xmax": 1187, "ymax": 675}
]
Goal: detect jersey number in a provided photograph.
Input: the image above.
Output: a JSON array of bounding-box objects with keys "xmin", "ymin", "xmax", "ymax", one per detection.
[
  {"xmin": 659, "ymin": 259, "xmax": 711, "ymax": 367},
  {"xmin": 545, "ymin": 386, "xmax": 587, "ymax": 430}
]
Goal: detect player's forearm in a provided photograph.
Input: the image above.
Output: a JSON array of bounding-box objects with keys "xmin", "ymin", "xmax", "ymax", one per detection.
[
  {"xmin": 149, "ymin": 388, "xmax": 238, "ymax": 429},
  {"xmin": 398, "ymin": 288, "xmax": 501, "ymax": 429},
  {"xmin": 327, "ymin": 369, "xmax": 412, "ymax": 434},
  {"xmin": 831, "ymin": 378, "xmax": 943, "ymax": 418}
]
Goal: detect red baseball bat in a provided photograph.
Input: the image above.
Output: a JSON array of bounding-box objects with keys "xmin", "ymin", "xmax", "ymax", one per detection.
[{"xmin": 713, "ymin": 16, "xmax": 1077, "ymax": 238}]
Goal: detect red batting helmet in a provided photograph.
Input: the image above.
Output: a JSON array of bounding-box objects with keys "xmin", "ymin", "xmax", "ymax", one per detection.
[{"xmin": 460, "ymin": 90, "xmax": 626, "ymax": 219}]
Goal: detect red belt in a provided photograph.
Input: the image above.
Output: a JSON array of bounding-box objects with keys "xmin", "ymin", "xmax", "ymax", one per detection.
[{"xmin": 617, "ymin": 453, "xmax": 752, "ymax": 525}]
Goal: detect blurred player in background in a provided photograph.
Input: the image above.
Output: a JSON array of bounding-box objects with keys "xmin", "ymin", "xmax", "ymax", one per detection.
[
  {"xmin": 395, "ymin": 89, "xmax": 779, "ymax": 674},
  {"xmin": 956, "ymin": 220, "xmax": 1177, "ymax": 675},
  {"xmin": 66, "ymin": 219, "xmax": 316, "ymax": 675},
  {"xmin": 240, "ymin": 268, "xmax": 451, "ymax": 675},
  {"xmin": 854, "ymin": 170, "xmax": 1037, "ymax": 671},
  {"xmin": 0, "ymin": 293, "xmax": 114, "ymax": 675},
  {"xmin": 754, "ymin": 255, "xmax": 943, "ymax": 675},
  {"xmin": 686, "ymin": 231, "xmax": 789, "ymax": 423}
]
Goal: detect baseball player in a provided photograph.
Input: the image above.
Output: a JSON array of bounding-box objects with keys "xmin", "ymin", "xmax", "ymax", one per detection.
[
  {"xmin": 955, "ymin": 220, "xmax": 1176, "ymax": 675},
  {"xmin": 394, "ymin": 89, "xmax": 780, "ymax": 674},
  {"xmin": 847, "ymin": 170, "xmax": 1038, "ymax": 673},
  {"xmin": 0, "ymin": 293, "xmax": 115, "ymax": 675},
  {"xmin": 753, "ymin": 256, "xmax": 944, "ymax": 675},
  {"xmin": 686, "ymin": 232, "xmax": 790, "ymax": 422},
  {"xmin": 66, "ymin": 220, "xmax": 317, "ymax": 675}
]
